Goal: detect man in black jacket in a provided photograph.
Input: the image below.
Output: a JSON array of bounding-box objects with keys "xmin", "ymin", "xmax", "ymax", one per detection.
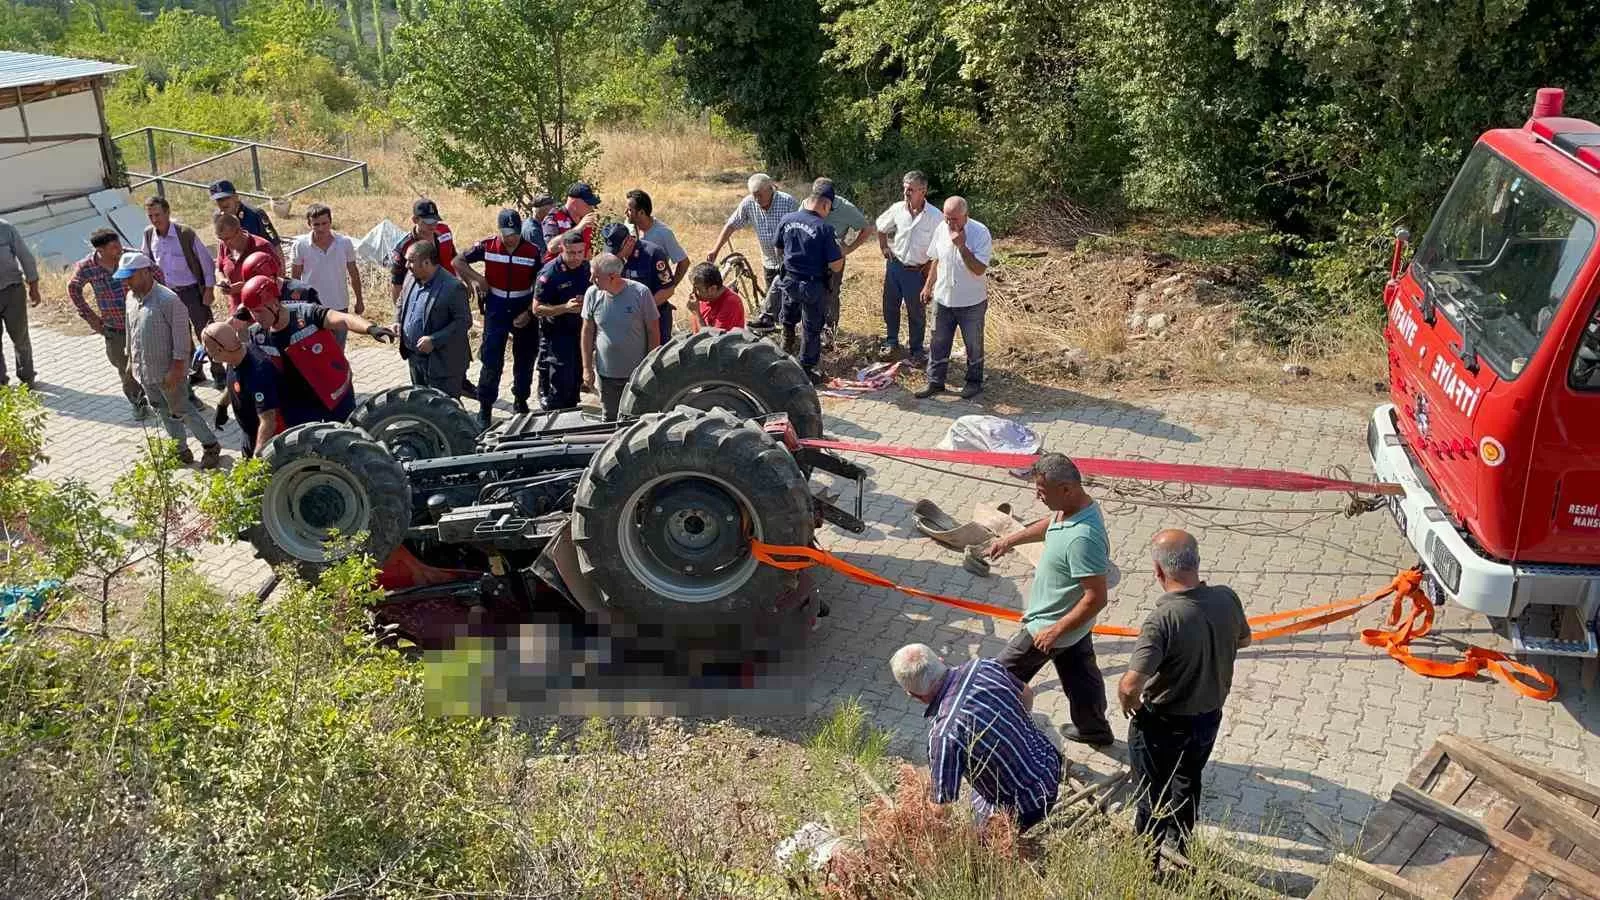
[{"xmin": 396, "ymin": 239, "xmax": 472, "ymax": 397}]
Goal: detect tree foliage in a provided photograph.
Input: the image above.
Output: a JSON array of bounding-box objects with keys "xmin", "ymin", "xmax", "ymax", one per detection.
[{"xmin": 391, "ymin": 0, "xmax": 617, "ymax": 211}]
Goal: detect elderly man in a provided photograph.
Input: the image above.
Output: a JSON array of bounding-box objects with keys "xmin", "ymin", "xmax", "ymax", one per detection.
[
  {"xmin": 580, "ymin": 252, "xmax": 660, "ymax": 420},
  {"xmin": 625, "ymin": 189, "xmax": 690, "ymax": 293},
  {"xmin": 1119, "ymin": 530, "xmax": 1250, "ymax": 859},
  {"xmin": 0, "ymin": 215, "xmax": 40, "ymax": 388},
  {"xmin": 142, "ymin": 196, "xmax": 222, "ymax": 387},
  {"xmin": 533, "ymin": 231, "xmax": 591, "ymax": 411},
  {"xmin": 543, "ymin": 182, "xmax": 601, "ymax": 261},
  {"xmin": 986, "ymin": 453, "xmax": 1115, "ymax": 746},
  {"xmin": 916, "ymin": 196, "xmax": 993, "ymax": 400},
  {"xmin": 214, "ymin": 212, "xmax": 280, "ymax": 313},
  {"xmin": 208, "ymin": 180, "xmax": 281, "ymax": 260},
  {"xmin": 118, "ymin": 252, "xmax": 222, "ymax": 468},
  {"xmin": 773, "ymin": 183, "xmax": 844, "ymax": 384},
  {"xmin": 875, "ymin": 171, "xmax": 943, "ymax": 365},
  {"xmin": 600, "ymin": 222, "xmax": 676, "ymax": 343},
  {"xmin": 813, "ymin": 177, "xmax": 875, "ymax": 349},
  {"xmin": 200, "ymin": 321, "xmax": 283, "ymax": 458},
  {"xmin": 705, "ymin": 173, "xmax": 799, "ymax": 330},
  {"xmin": 396, "ymin": 240, "xmax": 472, "ymax": 399},
  {"xmin": 69, "ymin": 229, "xmax": 148, "ymax": 419},
  {"xmin": 891, "ymin": 643, "xmax": 1062, "ymax": 831}
]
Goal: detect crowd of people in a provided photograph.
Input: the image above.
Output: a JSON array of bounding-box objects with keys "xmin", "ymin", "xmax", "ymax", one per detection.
[{"xmin": 0, "ymin": 172, "xmax": 1251, "ymax": 858}]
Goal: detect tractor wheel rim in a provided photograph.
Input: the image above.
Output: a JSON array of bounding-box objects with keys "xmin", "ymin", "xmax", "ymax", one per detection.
[
  {"xmin": 370, "ymin": 414, "xmax": 451, "ymax": 462},
  {"xmin": 263, "ymin": 456, "xmax": 372, "ymax": 562},
  {"xmin": 618, "ymin": 472, "xmax": 761, "ymax": 603},
  {"xmin": 665, "ymin": 381, "xmax": 768, "ymax": 422}
]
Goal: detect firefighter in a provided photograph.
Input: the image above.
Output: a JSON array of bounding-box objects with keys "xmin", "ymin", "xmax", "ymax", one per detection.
[
  {"xmin": 455, "ymin": 208, "xmax": 544, "ymax": 425},
  {"xmin": 237, "ymin": 275, "xmax": 395, "ymax": 427},
  {"xmin": 200, "ymin": 321, "xmax": 283, "ymax": 458},
  {"xmin": 532, "ymin": 230, "xmax": 590, "ymax": 411}
]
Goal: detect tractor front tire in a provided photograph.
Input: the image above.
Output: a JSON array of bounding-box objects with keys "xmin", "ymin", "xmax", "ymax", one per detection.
[
  {"xmin": 571, "ymin": 407, "xmax": 814, "ymax": 620},
  {"xmin": 619, "ymin": 329, "xmax": 824, "ymax": 437},
  {"xmin": 245, "ymin": 422, "xmax": 411, "ymax": 579},
  {"xmin": 349, "ymin": 385, "xmax": 481, "ymax": 461}
]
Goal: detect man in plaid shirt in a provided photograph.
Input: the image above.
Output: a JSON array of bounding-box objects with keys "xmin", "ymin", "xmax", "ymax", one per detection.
[
  {"xmin": 705, "ymin": 173, "xmax": 799, "ymax": 330},
  {"xmin": 69, "ymin": 228, "xmax": 148, "ymax": 419}
]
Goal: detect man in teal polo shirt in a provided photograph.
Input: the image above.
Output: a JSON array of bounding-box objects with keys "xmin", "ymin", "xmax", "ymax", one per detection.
[{"xmin": 986, "ymin": 453, "xmax": 1116, "ymax": 746}]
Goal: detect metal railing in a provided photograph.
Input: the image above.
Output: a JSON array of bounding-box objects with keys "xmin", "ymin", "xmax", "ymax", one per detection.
[{"xmin": 112, "ymin": 126, "xmax": 369, "ymax": 201}]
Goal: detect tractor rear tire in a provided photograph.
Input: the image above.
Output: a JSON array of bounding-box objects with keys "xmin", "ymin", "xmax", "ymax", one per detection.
[
  {"xmin": 349, "ymin": 385, "xmax": 481, "ymax": 461},
  {"xmin": 571, "ymin": 407, "xmax": 814, "ymax": 620},
  {"xmin": 619, "ymin": 329, "xmax": 825, "ymax": 438},
  {"xmin": 245, "ymin": 422, "xmax": 411, "ymax": 579}
]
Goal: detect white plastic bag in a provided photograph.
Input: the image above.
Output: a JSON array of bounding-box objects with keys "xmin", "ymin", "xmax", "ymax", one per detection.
[
  {"xmin": 355, "ymin": 219, "xmax": 406, "ymax": 265},
  {"xmin": 774, "ymin": 821, "xmax": 843, "ymax": 870},
  {"xmin": 935, "ymin": 415, "xmax": 1042, "ymax": 455}
]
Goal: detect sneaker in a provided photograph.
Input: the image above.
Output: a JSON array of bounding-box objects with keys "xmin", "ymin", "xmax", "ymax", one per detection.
[
  {"xmin": 821, "ymin": 325, "xmax": 835, "ymax": 349},
  {"xmin": 959, "ymin": 382, "xmax": 983, "ymax": 400},
  {"xmin": 749, "ymin": 314, "xmax": 777, "ymax": 331},
  {"xmin": 913, "ymin": 383, "xmax": 946, "ymax": 399},
  {"xmin": 877, "ymin": 342, "xmax": 899, "ymax": 362},
  {"xmin": 513, "ymin": 398, "xmax": 531, "ymax": 414},
  {"xmin": 131, "ymin": 401, "xmax": 150, "ymax": 421},
  {"xmin": 199, "ymin": 443, "xmax": 222, "ymax": 470},
  {"xmin": 176, "ymin": 444, "xmax": 195, "ymax": 465},
  {"xmin": 1060, "ymin": 724, "xmax": 1115, "ymax": 747}
]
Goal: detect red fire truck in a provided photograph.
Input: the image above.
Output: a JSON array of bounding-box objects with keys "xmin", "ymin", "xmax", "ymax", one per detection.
[{"xmin": 1369, "ymin": 87, "xmax": 1600, "ymax": 657}]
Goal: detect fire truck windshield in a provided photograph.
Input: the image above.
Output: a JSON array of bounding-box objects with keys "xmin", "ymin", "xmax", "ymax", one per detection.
[{"xmin": 1411, "ymin": 146, "xmax": 1595, "ymax": 380}]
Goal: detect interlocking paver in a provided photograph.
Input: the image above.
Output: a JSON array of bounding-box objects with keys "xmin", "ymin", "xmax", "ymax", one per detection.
[{"xmin": 23, "ymin": 324, "xmax": 1600, "ymax": 853}]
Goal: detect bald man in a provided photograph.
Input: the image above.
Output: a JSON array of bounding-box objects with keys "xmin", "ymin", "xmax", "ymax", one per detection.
[
  {"xmin": 201, "ymin": 321, "xmax": 283, "ymax": 458},
  {"xmin": 915, "ymin": 196, "xmax": 992, "ymax": 400},
  {"xmin": 1117, "ymin": 529, "xmax": 1250, "ymax": 861}
]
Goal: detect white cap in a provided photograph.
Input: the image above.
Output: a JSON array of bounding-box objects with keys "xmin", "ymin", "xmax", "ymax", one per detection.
[{"xmin": 113, "ymin": 251, "xmax": 155, "ymax": 279}]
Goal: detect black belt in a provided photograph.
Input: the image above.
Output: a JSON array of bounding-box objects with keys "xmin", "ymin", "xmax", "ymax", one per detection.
[{"xmin": 895, "ymin": 259, "xmax": 931, "ymax": 272}]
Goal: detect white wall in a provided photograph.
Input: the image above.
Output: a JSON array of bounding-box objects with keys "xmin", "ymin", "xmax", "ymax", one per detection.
[{"xmin": 0, "ymin": 91, "xmax": 109, "ymax": 213}]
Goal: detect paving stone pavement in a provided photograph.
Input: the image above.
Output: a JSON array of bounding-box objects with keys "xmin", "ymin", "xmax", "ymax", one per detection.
[{"xmin": 26, "ymin": 324, "xmax": 1600, "ymax": 864}]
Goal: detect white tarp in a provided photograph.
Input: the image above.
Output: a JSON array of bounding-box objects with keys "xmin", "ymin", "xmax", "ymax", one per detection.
[{"xmin": 356, "ymin": 219, "xmax": 405, "ymax": 265}]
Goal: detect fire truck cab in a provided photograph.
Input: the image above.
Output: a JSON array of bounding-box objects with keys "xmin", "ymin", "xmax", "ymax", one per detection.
[{"xmin": 1368, "ymin": 87, "xmax": 1600, "ymax": 657}]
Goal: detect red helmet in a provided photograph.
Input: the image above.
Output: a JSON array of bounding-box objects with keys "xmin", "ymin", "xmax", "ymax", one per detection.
[
  {"xmin": 240, "ymin": 251, "xmax": 278, "ymax": 281},
  {"xmin": 240, "ymin": 275, "xmax": 280, "ymax": 310}
]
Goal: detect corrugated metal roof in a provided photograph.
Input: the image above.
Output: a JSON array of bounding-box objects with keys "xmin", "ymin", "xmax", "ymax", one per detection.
[{"xmin": 0, "ymin": 51, "xmax": 132, "ymax": 90}]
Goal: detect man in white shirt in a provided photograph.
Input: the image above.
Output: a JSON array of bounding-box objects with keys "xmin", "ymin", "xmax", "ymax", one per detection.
[
  {"xmin": 875, "ymin": 170, "xmax": 943, "ymax": 365},
  {"xmin": 289, "ymin": 204, "xmax": 365, "ymax": 346},
  {"xmin": 915, "ymin": 196, "xmax": 992, "ymax": 400}
]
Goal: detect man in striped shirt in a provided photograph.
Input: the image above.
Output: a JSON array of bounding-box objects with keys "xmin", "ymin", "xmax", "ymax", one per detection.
[
  {"xmin": 705, "ymin": 173, "xmax": 799, "ymax": 330},
  {"xmin": 891, "ymin": 643, "xmax": 1062, "ymax": 831},
  {"xmin": 69, "ymin": 229, "xmax": 148, "ymax": 419}
]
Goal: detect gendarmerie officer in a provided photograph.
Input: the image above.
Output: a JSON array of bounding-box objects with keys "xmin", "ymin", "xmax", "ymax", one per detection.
[
  {"xmin": 455, "ymin": 209, "xmax": 544, "ymax": 425},
  {"xmin": 531, "ymin": 231, "xmax": 590, "ymax": 411},
  {"xmin": 773, "ymin": 183, "xmax": 844, "ymax": 384}
]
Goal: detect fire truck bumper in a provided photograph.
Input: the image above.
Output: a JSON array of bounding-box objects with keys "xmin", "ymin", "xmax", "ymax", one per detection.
[{"xmin": 1366, "ymin": 404, "xmax": 1518, "ymax": 617}]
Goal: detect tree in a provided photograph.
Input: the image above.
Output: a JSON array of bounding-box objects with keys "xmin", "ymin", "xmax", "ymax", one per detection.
[
  {"xmin": 646, "ymin": 0, "xmax": 826, "ymax": 167},
  {"xmin": 391, "ymin": 0, "xmax": 615, "ymax": 210}
]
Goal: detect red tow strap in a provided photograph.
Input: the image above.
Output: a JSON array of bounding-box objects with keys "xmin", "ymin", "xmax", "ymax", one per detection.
[{"xmin": 796, "ymin": 438, "xmax": 1403, "ymax": 496}]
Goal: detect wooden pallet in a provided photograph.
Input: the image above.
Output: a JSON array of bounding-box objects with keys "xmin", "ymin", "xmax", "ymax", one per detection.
[{"xmin": 1311, "ymin": 734, "xmax": 1600, "ymax": 899}]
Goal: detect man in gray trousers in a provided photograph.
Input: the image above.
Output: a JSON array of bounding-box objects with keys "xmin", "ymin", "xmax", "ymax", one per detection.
[{"xmin": 0, "ymin": 217, "xmax": 42, "ymax": 387}]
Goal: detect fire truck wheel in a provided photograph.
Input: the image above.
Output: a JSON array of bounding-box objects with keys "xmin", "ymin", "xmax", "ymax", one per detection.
[
  {"xmin": 572, "ymin": 407, "xmax": 815, "ymax": 618},
  {"xmin": 245, "ymin": 422, "xmax": 411, "ymax": 578},
  {"xmin": 619, "ymin": 329, "xmax": 825, "ymax": 438},
  {"xmin": 350, "ymin": 385, "xmax": 481, "ymax": 461}
]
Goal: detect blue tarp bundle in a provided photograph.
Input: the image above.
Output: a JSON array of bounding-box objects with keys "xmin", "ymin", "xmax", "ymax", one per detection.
[{"xmin": 0, "ymin": 580, "xmax": 62, "ymax": 640}]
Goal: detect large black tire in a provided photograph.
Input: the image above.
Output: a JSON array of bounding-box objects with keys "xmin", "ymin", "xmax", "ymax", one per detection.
[
  {"xmin": 349, "ymin": 385, "xmax": 481, "ymax": 461},
  {"xmin": 619, "ymin": 329, "xmax": 825, "ymax": 438},
  {"xmin": 571, "ymin": 407, "xmax": 814, "ymax": 620},
  {"xmin": 244, "ymin": 422, "xmax": 411, "ymax": 577}
]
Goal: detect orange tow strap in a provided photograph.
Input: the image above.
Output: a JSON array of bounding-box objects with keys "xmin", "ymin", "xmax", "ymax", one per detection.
[{"xmin": 751, "ymin": 543, "xmax": 1559, "ymax": 701}]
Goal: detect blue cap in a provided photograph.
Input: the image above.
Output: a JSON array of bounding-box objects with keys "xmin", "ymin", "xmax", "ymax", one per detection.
[
  {"xmin": 600, "ymin": 221, "xmax": 631, "ymax": 252},
  {"xmin": 208, "ymin": 179, "xmax": 237, "ymax": 200},
  {"xmin": 497, "ymin": 208, "xmax": 522, "ymax": 235},
  {"xmin": 566, "ymin": 182, "xmax": 601, "ymax": 206}
]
